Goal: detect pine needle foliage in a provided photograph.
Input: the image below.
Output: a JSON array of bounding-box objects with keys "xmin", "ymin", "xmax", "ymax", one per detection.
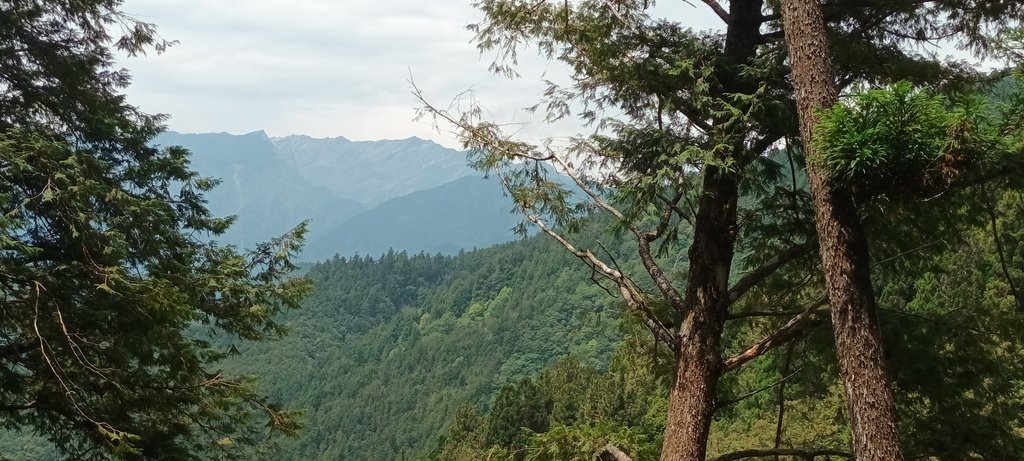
[{"xmin": 0, "ymin": 1, "xmax": 311, "ymax": 459}]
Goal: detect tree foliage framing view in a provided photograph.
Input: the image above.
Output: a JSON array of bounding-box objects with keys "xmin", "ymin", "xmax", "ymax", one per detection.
[
  {"xmin": 417, "ymin": 0, "xmax": 1024, "ymax": 460},
  {"xmin": 0, "ymin": 1, "xmax": 309, "ymax": 459}
]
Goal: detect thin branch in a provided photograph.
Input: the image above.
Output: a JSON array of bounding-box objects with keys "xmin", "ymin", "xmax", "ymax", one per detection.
[
  {"xmin": 871, "ymin": 238, "xmax": 945, "ymax": 268},
  {"xmin": 563, "ymin": 137, "xmax": 687, "ymax": 314},
  {"xmin": 716, "ymin": 367, "xmax": 801, "ymax": 408},
  {"xmin": 711, "ymin": 448, "xmax": 852, "ymax": 461},
  {"xmin": 602, "ymin": 0, "xmax": 629, "ymax": 24},
  {"xmin": 727, "ymin": 309, "xmax": 805, "ymax": 320},
  {"xmin": 645, "ymin": 190, "xmax": 684, "ymax": 242},
  {"xmin": 549, "ymin": 154, "xmax": 626, "ymax": 221},
  {"xmin": 722, "ymin": 297, "xmax": 827, "ymax": 373},
  {"xmin": 657, "ymin": 191, "xmax": 693, "ymax": 226},
  {"xmin": 0, "ymin": 401, "xmax": 37, "ymax": 412},
  {"xmin": 729, "ymin": 271, "xmax": 816, "ymax": 321},
  {"xmin": 728, "ymin": 240, "xmax": 814, "ymax": 305},
  {"xmin": 774, "ymin": 341, "xmax": 797, "ymax": 460},
  {"xmin": 692, "ymin": 0, "xmax": 730, "ymax": 23},
  {"xmin": 636, "ymin": 237, "xmax": 687, "ymax": 313},
  {"xmin": 986, "ymin": 200, "xmax": 1024, "ymax": 313},
  {"xmin": 589, "ymin": 265, "xmax": 620, "ymax": 299},
  {"xmin": 745, "ymin": 133, "xmax": 785, "ymax": 166},
  {"xmin": 759, "ymin": 29, "xmax": 786, "ymax": 43},
  {"xmin": 677, "ymin": 105, "xmax": 714, "ymax": 133},
  {"xmin": 514, "ymin": 185, "xmax": 677, "ymax": 347}
]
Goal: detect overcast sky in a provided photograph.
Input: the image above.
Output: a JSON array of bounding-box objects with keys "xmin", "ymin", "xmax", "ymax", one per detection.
[{"xmin": 116, "ymin": 0, "xmax": 720, "ymax": 148}]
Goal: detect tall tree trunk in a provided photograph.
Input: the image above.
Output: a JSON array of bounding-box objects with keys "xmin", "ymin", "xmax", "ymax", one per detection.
[
  {"xmin": 777, "ymin": 1, "xmax": 905, "ymax": 459},
  {"xmin": 658, "ymin": 1, "xmax": 763, "ymax": 459},
  {"xmin": 660, "ymin": 170, "xmax": 738, "ymax": 461}
]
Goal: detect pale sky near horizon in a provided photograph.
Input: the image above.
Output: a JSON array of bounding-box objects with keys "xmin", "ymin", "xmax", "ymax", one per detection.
[
  {"xmin": 114, "ymin": 1, "xmax": 983, "ymax": 150},
  {"xmin": 115, "ymin": 0, "xmax": 720, "ymax": 149}
]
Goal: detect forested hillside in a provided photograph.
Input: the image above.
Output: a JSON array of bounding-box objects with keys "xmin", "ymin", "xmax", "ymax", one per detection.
[
  {"xmin": 217, "ymin": 220, "xmax": 639, "ymax": 460},
  {"xmin": 426, "ymin": 189, "xmax": 1024, "ymax": 461}
]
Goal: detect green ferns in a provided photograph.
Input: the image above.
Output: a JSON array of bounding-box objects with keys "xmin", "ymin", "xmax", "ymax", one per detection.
[{"xmin": 815, "ymin": 81, "xmax": 1021, "ymax": 200}]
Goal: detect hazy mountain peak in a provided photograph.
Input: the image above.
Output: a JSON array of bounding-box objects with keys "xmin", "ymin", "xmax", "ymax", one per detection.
[
  {"xmin": 268, "ymin": 133, "xmax": 476, "ymax": 206},
  {"xmin": 157, "ymin": 130, "xmax": 516, "ymax": 260},
  {"xmin": 270, "ymin": 133, "xmax": 351, "ymax": 143}
]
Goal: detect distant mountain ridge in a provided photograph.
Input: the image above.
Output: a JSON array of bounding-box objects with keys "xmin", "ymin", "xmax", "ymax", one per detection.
[
  {"xmin": 153, "ymin": 131, "xmax": 519, "ymax": 261},
  {"xmin": 304, "ymin": 175, "xmax": 519, "ymax": 259},
  {"xmin": 270, "ymin": 134, "xmax": 477, "ymax": 206}
]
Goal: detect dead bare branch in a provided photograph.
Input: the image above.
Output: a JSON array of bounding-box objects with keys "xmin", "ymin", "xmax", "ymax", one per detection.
[
  {"xmin": 690, "ymin": 0, "xmax": 730, "ymax": 24},
  {"xmin": 722, "ymin": 297, "xmax": 827, "ymax": 373},
  {"xmin": 711, "ymin": 448, "xmax": 852, "ymax": 461},
  {"xmin": 600, "ymin": 443, "xmax": 634, "ymax": 461}
]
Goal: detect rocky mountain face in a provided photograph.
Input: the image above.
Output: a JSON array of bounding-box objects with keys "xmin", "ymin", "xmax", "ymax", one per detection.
[{"xmin": 154, "ymin": 131, "xmax": 519, "ymax": 261}]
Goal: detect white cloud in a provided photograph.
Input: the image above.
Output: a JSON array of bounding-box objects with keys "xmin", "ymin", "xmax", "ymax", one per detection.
[{"xmin": 117, "ymin": 0, "xmax": 721, "ymax": 148}]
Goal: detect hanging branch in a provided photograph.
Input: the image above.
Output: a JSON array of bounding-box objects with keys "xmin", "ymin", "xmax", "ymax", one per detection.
[
  {"xmin": 774, "ymin": 341, "xmax": 797, "ymax": 460},
  {"xmin": 722, "ymin": 297, "xmax": 827, "ymax": 372},
  {"xmin": 716, "ymin": 367, "xmax": 801, "ymax": 408}
]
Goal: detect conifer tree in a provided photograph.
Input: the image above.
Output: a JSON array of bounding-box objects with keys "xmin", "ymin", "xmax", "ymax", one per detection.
[
  {"xmin": 420, "ymin": 0, "xmax": 1024, "ymax": 459},
  {"xmin": 778, "ymin": 0, "xmax": 903, "ymax": 458},
  {"xmin": 0, "ymin": 1, "xmax": 309, "ymax": 458}
]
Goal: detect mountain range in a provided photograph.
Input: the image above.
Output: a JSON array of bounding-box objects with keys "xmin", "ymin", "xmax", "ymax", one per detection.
[{"xmin": 153, "ymin": 131, "xmax": 521, "ymax": 261}]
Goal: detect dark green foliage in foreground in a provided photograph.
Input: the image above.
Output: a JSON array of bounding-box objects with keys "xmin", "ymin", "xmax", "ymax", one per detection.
[
  {"xmin": 430, "ymin": 342, "xmax": 666, "ymax": 461},
  {"xmin": 421, "ymin": 124, "xmax": 1024, "ymax": 461},
  {"xmin": 815, "ymin": 80, "xmax": 1024, "ymax": 201},
  {"xmin": 428, "ymin": 188, "xmax": 1024, "ymax": 460},
  {"xmin": 0, "ymin": 1, "xmax": 310, "ymax": 459}
]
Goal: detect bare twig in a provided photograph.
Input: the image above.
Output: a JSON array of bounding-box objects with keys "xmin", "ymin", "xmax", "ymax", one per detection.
[
  {"xmin": 774, "ymin": 342, "xmax": 797, "ymax": 460},
  {"xmin": 716, "ymin": 367, "xmax": 801, "ymax": 408},
  {"xmin": 690, "ymin": 0, "xmax": 730, "ymax": 23}
]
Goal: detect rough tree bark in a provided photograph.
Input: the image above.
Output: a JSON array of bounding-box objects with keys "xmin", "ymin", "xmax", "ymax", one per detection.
[
  {"xmin": 660, "ymin": 169, "xmax": 738, "ymax": 461},
  {"xmin": 777, "ymin": 0, "xmax": 905, "ymax": 459},
  {"xmin": 659, "ymin": 0, "xmax": 763, "ymax": 459}
]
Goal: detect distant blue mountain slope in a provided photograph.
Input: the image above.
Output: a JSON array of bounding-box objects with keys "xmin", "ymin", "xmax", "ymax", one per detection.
[
  {"xmin": 154, "ymin": 131, "xmax": 367, "ymax": 248},
  {"xmin": 303, "ymin": 175, "xmax": 522, "ymax": 259},
  {"xmin": 154, "ymin": 131, "xmax": 522, "ymax": 260}
]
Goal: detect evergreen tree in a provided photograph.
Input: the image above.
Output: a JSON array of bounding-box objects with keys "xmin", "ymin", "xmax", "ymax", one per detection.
[
  {"xmin": 418, "ymin": 0, "xmax": 1024, "ymax": 459},
  {"xmin": 778, "ymin": 0, "xmax": 903, "ymax": 458},
  {"xmin": 0, "ymin": 1, "xmax": 309, "ymax": 458}
]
